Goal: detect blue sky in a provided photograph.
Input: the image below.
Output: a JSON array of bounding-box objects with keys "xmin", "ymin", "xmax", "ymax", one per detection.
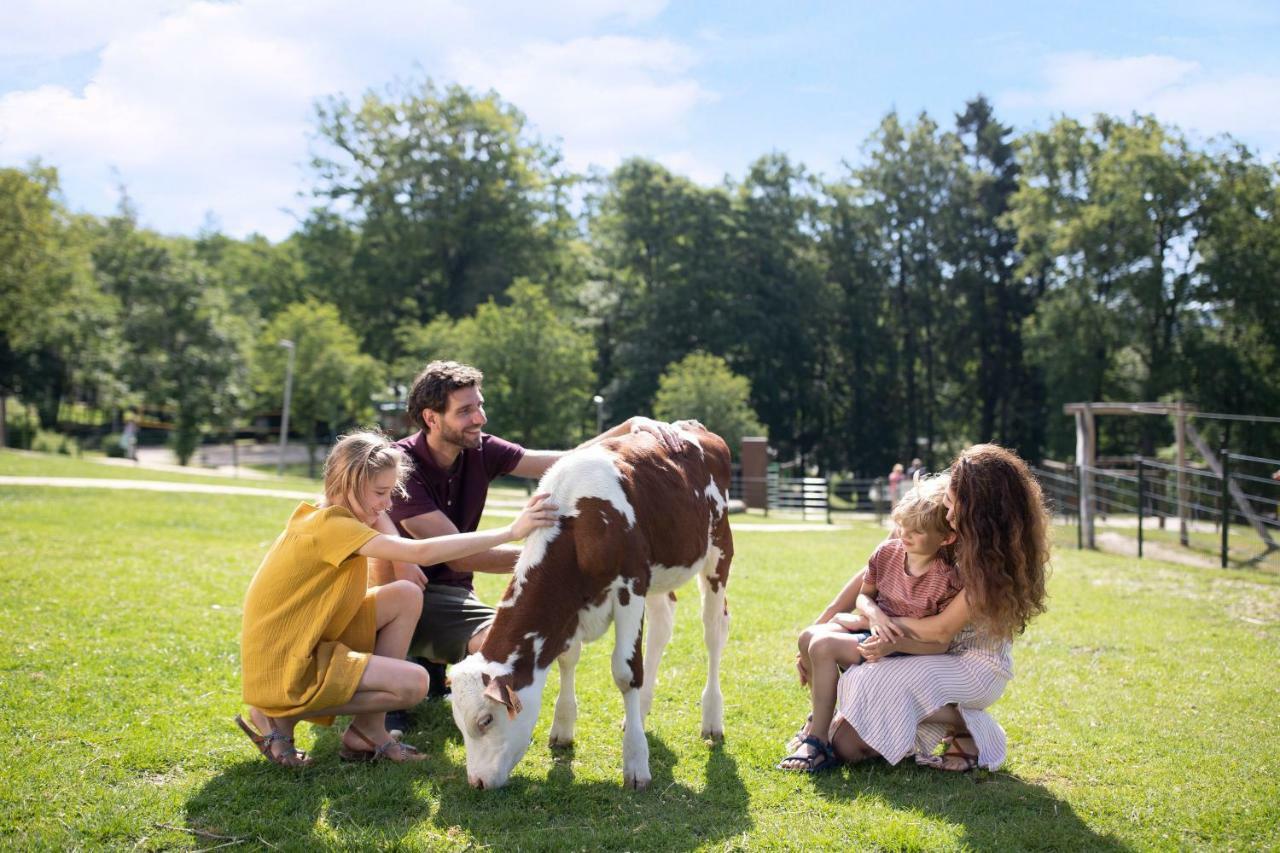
[{"xmin": 3, "ymin": 1, "xmax": 1277, "ymax": 240}]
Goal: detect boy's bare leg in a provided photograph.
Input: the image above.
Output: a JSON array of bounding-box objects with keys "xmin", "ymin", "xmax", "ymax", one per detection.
[
  {"xmin": 796, "ymin": 622, "xmax": 851, "ymax": 685},
  {"xmin": 781, "ymin": 632, "xmax": 864, "ymax": 768}
]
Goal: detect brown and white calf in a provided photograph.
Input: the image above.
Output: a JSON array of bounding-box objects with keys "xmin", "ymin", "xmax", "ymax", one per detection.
[{"xmin": 449, "ymin": 421, "xmax": 733, "ymax": 790}]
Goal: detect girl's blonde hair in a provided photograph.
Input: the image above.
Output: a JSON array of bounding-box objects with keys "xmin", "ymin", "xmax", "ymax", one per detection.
[{"xmin": 322, "ymin": 430, "xmax": 412, "ymax": 508}]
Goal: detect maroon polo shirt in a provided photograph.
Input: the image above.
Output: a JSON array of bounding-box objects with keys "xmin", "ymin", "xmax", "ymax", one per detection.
[{"xmin": 389, "ymin": 431, "xmax": 525, "ymax": 591}]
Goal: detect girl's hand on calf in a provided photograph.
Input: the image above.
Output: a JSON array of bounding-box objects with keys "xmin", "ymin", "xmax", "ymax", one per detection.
[{"xmin": 511, "ymin": 493, "xmax": 559, "ymax": 539}]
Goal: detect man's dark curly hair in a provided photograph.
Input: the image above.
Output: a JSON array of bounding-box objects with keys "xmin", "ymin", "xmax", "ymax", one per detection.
[{"xmin": 406, "ymin": 361, "xmax": 483, "ymax": 432}]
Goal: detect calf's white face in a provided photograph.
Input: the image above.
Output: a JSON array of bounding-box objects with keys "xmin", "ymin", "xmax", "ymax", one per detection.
[{"xmin": 449, "ymin": 654, "xmax": 544, "ymax": 789}]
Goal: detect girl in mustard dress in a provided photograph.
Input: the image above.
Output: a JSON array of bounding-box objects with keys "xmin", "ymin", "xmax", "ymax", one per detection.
[{"xmin": 237, "ymin": 430, "xmax": 555, "ymax": 766}]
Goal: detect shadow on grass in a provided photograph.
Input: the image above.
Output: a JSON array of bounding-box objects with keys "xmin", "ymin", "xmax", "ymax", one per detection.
[
  {"xmin": 812, "ymin": 759, "xmax": 1128, "ymax": 850},
  {"xmin": 432, "ymin": 735, "xmax": 751, "ymax": 851},
  {"xmin": 185, "ymin": 710, "xmax": 750, "ymax": 850}
]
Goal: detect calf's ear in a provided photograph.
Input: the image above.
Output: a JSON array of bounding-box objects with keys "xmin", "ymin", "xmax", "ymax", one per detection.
[{"xmin": 483, "ymin": 677, "xmax": 524, "ymax": 719}]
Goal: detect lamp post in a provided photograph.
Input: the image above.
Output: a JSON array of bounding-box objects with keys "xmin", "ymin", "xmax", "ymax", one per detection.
[
  {"xmin": 277, "ymin": 339, "xmax": 296, "ymax": 476},
  {"xmin": 592, "ymin": 394, "xmax": 604, "ymax": 435}
]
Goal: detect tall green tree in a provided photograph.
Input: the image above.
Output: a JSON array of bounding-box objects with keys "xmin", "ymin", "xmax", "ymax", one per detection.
[
  {"xmin": 398, "ymin": 280, "xmax": 596, "ymax": 448},
  {"xmin": 92, "ymin": 204, "xmax": 248, "ymax": 464},
  {"xmin": 0, "ymin": 166, "xmax": 117, "ymax": 441},
  {"xmin": 252, "ymin": 300, "xmax": 383, "ymax": 474},
  {"xmin": 587, "ymin": 158, "xmax": 737, "ymax": 422},
  {"xmin": 1011, "ymin": 115, "xmax": 1212, "ymax": 456},
  {"xmin": 954, "ymin": 97, "xmax": 1043, "ymax": 457},
  {"xmin": 309, "ymin": 80, "xmax": 577, "ymax": 361}
]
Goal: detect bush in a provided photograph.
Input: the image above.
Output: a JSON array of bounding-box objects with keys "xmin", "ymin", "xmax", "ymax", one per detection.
[
  {"xmin": 103, "ymin": 433, "xmax": 128, "ymax": 458},
  {"xmin": 4, "ymin": 419, "xmax": 36, "ymax": 449},
  {"xmin": 31, "ymin": 429, "xmax": 79, "ymax": 456}
]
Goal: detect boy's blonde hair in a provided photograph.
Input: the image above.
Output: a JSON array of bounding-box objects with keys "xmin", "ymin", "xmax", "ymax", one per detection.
[
  {"xmin": 891, "ymin": 472, "xmax": 952, "ymax": 537},
  {"xmin": 322, "ymin": 430, "xmax": 412, "ymax": 507}
]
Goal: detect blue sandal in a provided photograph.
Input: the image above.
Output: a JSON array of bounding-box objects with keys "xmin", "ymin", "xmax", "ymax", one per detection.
[{"xmin": 777, "ymin": 735, "xmax": 838, "ymax": 773}]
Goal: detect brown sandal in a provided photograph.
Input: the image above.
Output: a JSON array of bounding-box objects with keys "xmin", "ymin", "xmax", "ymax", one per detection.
[
  {"xmin": 927, "ymin": 732, "xmax": 979, "ymax": 772},
  {"xmin": 338, "ymin": 723, "xmax": 426, "ymax": 763},
  {"xmin": 234, "ymin": 714, "xmax": 313, "ymax": 768}
]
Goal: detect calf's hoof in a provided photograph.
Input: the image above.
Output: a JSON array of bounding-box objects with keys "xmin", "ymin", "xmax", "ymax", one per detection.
[
  {"xmin": 548, "ymin": 734, "xmax": 575, "ymax": 750},
  {"xmin": 701, "ymin": 728, "xmax": 725, "ymax": 744},
  {"xmin": 624, "ymin": 770, "xmax": 652, "ymax": 790}
]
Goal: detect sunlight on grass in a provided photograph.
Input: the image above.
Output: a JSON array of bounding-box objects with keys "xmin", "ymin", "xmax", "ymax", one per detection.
[{"xmin": 1, "ymin": 477, "xmax": 1277, "ymax": 849}]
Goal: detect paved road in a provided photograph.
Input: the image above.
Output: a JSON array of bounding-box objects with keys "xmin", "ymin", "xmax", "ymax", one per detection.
[{"xmin": 0, "ymin": 476, "xmax": 845, "ymax": 532}]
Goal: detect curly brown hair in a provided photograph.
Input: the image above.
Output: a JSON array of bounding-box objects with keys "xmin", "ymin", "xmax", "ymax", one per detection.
[
  {"xmin": 949, "ymin": 444, "xmax": 1050, "ymax": 638},
  {"xmin": 406, "ymin": 361, "xmax": 483, "ymax": 431}
]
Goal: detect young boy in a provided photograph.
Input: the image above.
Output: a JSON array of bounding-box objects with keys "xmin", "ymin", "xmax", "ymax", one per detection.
[{"xmin": 779, "ymin": 474, "xmax": 962, "ymax": 772}]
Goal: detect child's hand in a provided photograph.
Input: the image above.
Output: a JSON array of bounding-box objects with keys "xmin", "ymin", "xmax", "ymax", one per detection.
[
  {"xmin": 511, "ymin": 494, "xmax": 559, "ymax": 539},
  {"xmin": 831, "ymin": 612, "xmax": 868, "ymax": 632},
  {"xmin": 868, "ymin": 611, "xmax": 904, "ymax": 641},
  {"xmin": 859, "ymin": 634, "xmax": 897, "ymax": 663}
]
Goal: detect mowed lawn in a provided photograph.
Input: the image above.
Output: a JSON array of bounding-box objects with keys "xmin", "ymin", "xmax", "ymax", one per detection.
[{"xmin": 1, "ymin": 454, "xmax": 1278, "ymax": 850}]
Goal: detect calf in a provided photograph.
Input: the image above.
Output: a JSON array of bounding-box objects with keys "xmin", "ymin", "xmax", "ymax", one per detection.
[{"xmin": 449, "ymin": 421, "xmax": 733, "ymax": 789}]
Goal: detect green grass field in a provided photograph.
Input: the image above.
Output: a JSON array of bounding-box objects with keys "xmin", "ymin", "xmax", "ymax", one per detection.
[{"xmin": 1, "ymin": 451, "xmax": 1277, "ymax": 850}]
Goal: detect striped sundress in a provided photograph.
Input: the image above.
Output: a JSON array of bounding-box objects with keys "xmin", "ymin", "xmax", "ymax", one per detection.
[{"xmin": 832, "ymin": 626, "xmax": 1013, "ymax": 770}]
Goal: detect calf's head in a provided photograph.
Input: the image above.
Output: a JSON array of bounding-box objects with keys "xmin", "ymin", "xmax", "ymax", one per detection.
[{"xmin": 449, "ymin": 653, "xmax": 545, "ymax": 789}]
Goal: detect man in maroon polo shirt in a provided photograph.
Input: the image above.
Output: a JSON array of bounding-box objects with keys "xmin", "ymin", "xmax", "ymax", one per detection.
[{"xmin": 376, "ymin": 360, "xmax": 679, "ymax": 713}]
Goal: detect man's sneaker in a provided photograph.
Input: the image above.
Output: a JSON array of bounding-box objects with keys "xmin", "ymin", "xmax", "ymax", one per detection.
[
  {"xmin": 425, "ymin": 660, "xmax": 450, "ymax": 701},
  {"xmin": 385, "ymin": 708, "xmax": 413, "ymax": 738}
]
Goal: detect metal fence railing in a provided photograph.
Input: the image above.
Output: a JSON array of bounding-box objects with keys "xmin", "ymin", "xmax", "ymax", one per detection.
[{"xmin": 1034, "ymin": 452, "xmax": 1280, "ymax": 569}]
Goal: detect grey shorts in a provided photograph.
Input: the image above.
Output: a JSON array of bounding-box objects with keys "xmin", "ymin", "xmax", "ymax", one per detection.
[{"xmin": 409, "ymin": 584, "xmax": 495, "ymax": 665}]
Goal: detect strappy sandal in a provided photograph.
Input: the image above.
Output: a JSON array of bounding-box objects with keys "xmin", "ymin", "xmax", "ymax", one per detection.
[
  {"xmin": 917, "ymin": 732, "xmax": 979, "ymax": 773},
  {"xmin": 785, "ymin": 714, "xmax": 814, "ymax": 753},
  {"xmin": 338, "ymin": 723, "xmax": 427, "ymax": 764},
  {"xmin": 234, "ymin": 714, "xmax": 312, "ymax": 768},
  {"xmin": 776, "ymin": 735, "xmax": 838, "ymax": 773}
]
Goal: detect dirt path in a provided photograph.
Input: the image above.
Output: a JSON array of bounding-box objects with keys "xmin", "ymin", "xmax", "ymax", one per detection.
[{"xmin": 0, "ymin": 476, "xmax": 844, "ymax": 533}]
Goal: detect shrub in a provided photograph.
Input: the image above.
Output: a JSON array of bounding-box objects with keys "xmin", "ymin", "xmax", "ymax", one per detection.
[{"xmin": 31, "ymin": 429, "xmax": 79, "ymax": 455}]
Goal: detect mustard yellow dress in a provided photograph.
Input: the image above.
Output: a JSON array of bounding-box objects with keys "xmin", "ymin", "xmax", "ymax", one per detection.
[{"xmin": 241, "ymin": 503, "xmax": 380, "ymax": 724}]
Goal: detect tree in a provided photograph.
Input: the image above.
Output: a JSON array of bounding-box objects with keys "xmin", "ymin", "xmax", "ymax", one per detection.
[
  {"xmin": 0, "ymin": 166, "xmax": 110, "ymax": 443},
  {"xmin": 398, "ymin": 280, "xmax": 596, "ymax": 449},
  {"xmin": 251, "ymin": 300, "xmax": 383, "ymax": 475},
  {"xmin": 91, "ymin": 207, "xmax": 249, "ymax": 464},
  {"xmin": 652, "ymin": 352, "xmax": 764, "ymax": 456},
  {"xmin": 309, "ymin": 80, "xmax": 577, "ymax": 361},
  {"xmin": 587, "ymin": 158, "xmax": 737, "ymax": 423}
]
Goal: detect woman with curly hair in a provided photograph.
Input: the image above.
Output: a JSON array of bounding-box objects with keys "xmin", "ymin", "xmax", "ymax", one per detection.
[{"xmin": 826, "ymin": 443, "xmax": 1051, "ymax": 772}]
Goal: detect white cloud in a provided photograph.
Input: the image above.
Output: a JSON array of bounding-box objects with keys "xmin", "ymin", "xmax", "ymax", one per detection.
[
  {"xmin": 0, "ymin": 0, "xmax": 703, "ymax": 239},
  {"xmin": 448, "ymin": 36, "xmax": 715, "ymax": 174},
  {"xmin": 1002, "ymin": 52, "xmax": 1280, "ymax": 153},
  {"xmin": 0, "ymin": 0, "xmax": 195, "ymax": 59}
]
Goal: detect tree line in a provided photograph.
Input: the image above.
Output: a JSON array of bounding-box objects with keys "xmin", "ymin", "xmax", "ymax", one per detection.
[{"xmin": 3, "ymin": 80, "xmax": 1278, "ymax": 472}]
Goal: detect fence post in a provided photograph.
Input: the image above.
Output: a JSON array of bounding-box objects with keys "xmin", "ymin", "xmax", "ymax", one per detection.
[
  {"xmin": 1077, "ymin": 465, "xmax": 1085, "ymax": 550},
  {"xmin": 1220, "ymin": 450, "xmax": 1231, "ymax": 569},
  {"xmin": 1137, "ymin": 457, "xmax": 1145, "ymax": 560}
]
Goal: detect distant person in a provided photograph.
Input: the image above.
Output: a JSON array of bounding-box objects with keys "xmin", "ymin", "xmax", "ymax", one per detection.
[
  {"xmin": 120, "ymin": 418, "xmax": 138, "ymax": 462},
  {"xmin": 906, "ymin": 457, "xmax": 925, "ymax": 482},
  {"xmin": 781, "ymin": 475, "xmax": 961, "ymax": 772},
  {"xmin": 378, "ymin": 361, "xmax": 681, "ymax": 729},
  {"xmin": 235, "ymin": 429, "xmax": 557, "ymax": 767},
  {"xmin": 888, "ymin": 462, "xmax": 905, "ymax": 504}
]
